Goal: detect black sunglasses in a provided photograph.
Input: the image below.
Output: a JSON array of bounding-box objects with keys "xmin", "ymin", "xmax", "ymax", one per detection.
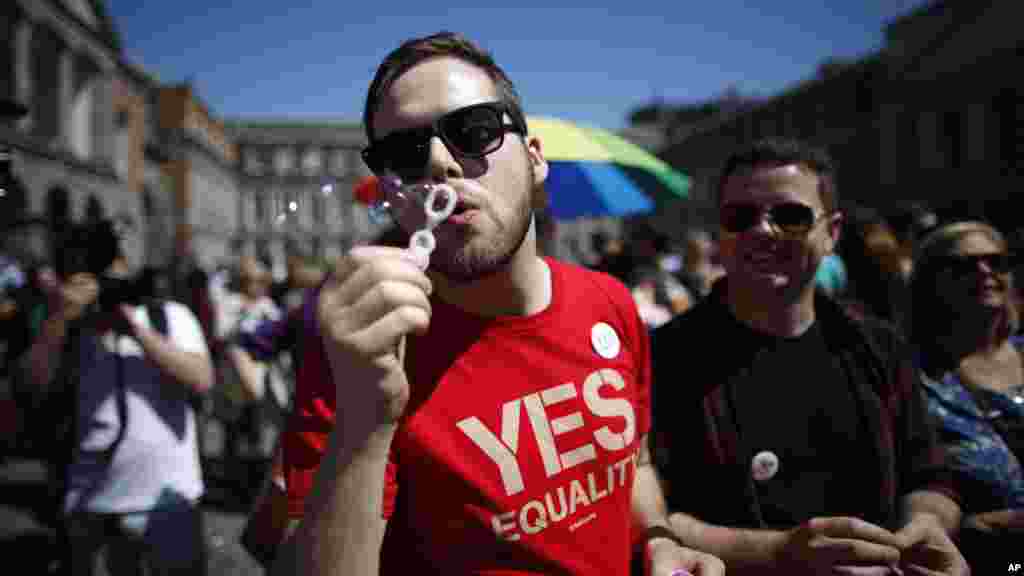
[
  {"xmin": 938, "ymin": 252, "xmax": 1017, "ymax": 276},
  {"xmin": 719, "ymin": 202, "xmax": 827, "ymax": 236},
  {"xmin": 361, "ymin": 101, "xmax": 526, "ymax": 182}
]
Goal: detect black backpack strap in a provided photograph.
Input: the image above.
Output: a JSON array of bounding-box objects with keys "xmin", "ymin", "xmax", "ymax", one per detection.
[
  {"xmin": 145, "ymin": 298, "xmax": 168, "ymax": 336},
  {"xmin": 145, "ymin": 299, "xmax": 205, "ymax": 415}
]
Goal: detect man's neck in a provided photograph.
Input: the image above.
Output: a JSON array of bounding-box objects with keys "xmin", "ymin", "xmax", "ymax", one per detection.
[
  {"xmin": 726, "ymin": 281, "xmax": 817, "ymax": 338},
  {"xmin": 433, "ymin": 228, "xmax": 552, "ymax": 318}
]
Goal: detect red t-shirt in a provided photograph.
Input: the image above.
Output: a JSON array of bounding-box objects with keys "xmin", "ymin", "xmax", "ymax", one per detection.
[{"xmin": 284, "ymin": 258, "xmax": 652, "ymax": 574}]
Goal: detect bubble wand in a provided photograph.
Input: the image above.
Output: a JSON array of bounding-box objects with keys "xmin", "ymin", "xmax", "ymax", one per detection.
[{"xmin": 354, "ymin": 174, "xmax": 457, "ymax": 268}]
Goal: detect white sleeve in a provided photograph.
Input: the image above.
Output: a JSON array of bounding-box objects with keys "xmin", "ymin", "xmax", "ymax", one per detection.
[
  {"xmin": 261, "ymin": 297, "xmax": 283, "ymax": 322},
  {"xmin": 214, "ymin": 293, "xmax": 242, "ymax": 342},
  {"xmin": 164, "ymin": 300, "xmax": 211, "ymax": 357}
]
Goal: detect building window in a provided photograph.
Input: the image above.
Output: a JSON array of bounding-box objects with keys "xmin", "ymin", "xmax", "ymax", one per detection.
[
  {"xmin": 274, "ymin": 147, "xmax": 295, "ymax": 176},
  {"xmin": 85, "ymin": 194, "xmax": 104, "ymax": 226},
  {"xmin": 245, "ymin": 148, "xmax": 265, "ymax": 176},
  {"xmin": 0, "ymin": 172, "xmax": 28, "ymax": 233},
  {"xmin": 311, "ymin": 236, "xmax": 322, "ymax": 260},
  {"xmin": 0, "ymin": 13, "xmax": 13, "ymax": 103},
  {"xmin": 942, "ymin": 110, "xmax": 962, "ymax": 170},
  {"xmin": 253, "ymin": 192, "xmax": 266, "ymax": 223},
  {"xmin": 302, "ymin": 148, "xmax": 322, "ymax": 176},
  {"xmin": 284, "ymin": 190, "xmax": 299, "ymax": 219},
  {"xmin": 995, "ymin": 88, "xmax": 1020, "ymax": 175},
  {"xmin": 312, "ymin": 194, "xmax": 325, "ymax": 224},
  {"xmin": 46, "ymin": 186, "xmax": 70, "ymax": 229},
  {"xmin": 329, "ymin": 149, "xmax": 349, "ymax": 177}
]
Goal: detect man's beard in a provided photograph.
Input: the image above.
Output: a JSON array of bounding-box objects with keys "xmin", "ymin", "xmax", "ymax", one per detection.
[
  {"xmin": 431, "ymin": 163, "xmax": 537, "ymax": 285},
  {"xmin": 431, "ymin": 193, "xmax": 534, "ymax": 284}
]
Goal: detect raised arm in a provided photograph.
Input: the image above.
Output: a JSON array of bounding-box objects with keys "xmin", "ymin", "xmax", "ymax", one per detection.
[
  {"xmin": 271, "ymin": 246, "xmax": 431, "ymax": 576},
  {"xmin": 18, "ymin": 273, "xmax": 98, "ymax": 393},
  {"xmin": 124, "ymin": 302, "xmax": 213, "ymax": 394}
]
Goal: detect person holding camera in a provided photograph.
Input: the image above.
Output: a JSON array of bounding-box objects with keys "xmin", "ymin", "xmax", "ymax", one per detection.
[{"xmin": 14, "ymin": 221, "xmax": 214, "ymax": 576}]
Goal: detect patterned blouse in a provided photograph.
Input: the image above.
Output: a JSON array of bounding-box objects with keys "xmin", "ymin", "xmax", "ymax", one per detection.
[{"xmin": 919, "ymin": 337, "xmax": 1024, "ymax": 511}]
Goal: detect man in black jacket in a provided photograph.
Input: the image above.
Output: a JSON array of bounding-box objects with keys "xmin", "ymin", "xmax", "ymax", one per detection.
[{"xmin": 649, "ymin": 138, "xmax": 968, "ymax": 575}]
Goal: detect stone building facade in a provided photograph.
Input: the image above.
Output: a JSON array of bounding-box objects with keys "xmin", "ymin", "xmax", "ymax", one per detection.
[
  {"xmin": 1, "ymin": 1, "xmax": 391, "ymax": 281},
  {"xmin": 224, "ymin": 120, "xmax": 376, "ymax": 278},
  {"xmin": 156, "ymin": 84, "xmax": 240, "ymax": 271},
  {"xmin": 1, "ymin": 0, "xmax": 149, "ymax": 269},
  {"xmin": 657, "ymin": 0, "xmax": 1022, "ymax": 237}
]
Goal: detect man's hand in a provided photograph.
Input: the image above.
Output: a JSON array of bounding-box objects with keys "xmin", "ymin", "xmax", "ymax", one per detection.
[
  {"xmin": 648, "ymin": 538, "xmax": 725, "ymax": 576},
  {"xmin": 775, "ymin": 517, "xmax": 904, "ymax": 575},
  {"xmin": 318, "ymin": 246, "xmax": 431, "ymax": 433},
  {"xmin": 51, "ymin": 273, "xmax": 99, "ymax": 322},
  {"xmin": 896, "ymin": 514, "xmax": 968, "ymax": 576},
  {"xmin": 963, "ymin": 508, "xmax": 1024, "ymax": 534}
]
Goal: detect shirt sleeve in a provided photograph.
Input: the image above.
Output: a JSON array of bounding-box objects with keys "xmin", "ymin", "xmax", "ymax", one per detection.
[
  {"xmin": 163, "ymin": 301, "xmax": 211, "ymax": 357},
  {"xmin": 214, "ymin": 293, "xmax": 241, "ymax": 342},
  {"xmin": 283, "ymin": 286, "xmax": 401, "ymax": 520}
]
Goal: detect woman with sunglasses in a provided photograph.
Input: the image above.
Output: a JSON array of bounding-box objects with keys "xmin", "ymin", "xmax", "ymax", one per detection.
[{"xmin": 909, "ymin": 220, "xmax": 1024, "ymax": 565}]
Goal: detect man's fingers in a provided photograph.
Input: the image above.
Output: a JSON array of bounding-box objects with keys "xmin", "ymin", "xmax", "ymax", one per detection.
[
  {"xmin": 809, "ymin": 517, "xmax": 905, "ymax": 548},
  {"xmin": 332, "ymin": 259, "xmax": 432, "ymax": 309},
  {"xmin": 342, "ymin": 280, "xmax": 432, "ymax": 335},
  {"xmin": 813, "ymin": 537, "xmax": 902, "ymax": 567},
  {"xmin": 647, "ymin": 541, "xmax": 724, "ymax": 576},
  {"xmin": 899, "ymin": 542, "xmax": 962, "ymax": 576},
  {"xmin": 900, "ymin": 543, "xmax": 947, "ymax": 567},
  {"xmin": 832, "ymin": 566, "xmax": 902, "ymax": 576},
  {"xmin": 328, "ymin": 246, "xmax": 424, "ymax": 284},
  {"xmin": 900, "ymin": 564, "xmax": 946, "ymax": 576},
  {"xmin": 690, "ymin": 552, "xmax": 725, "ymax": 576},
  {"xmin": 347, "ymin": 306, "xmax": 431, "ymax": 358}
]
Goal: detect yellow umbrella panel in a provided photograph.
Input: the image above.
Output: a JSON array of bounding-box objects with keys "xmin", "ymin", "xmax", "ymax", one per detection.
[{"xmin": 526, "ymin": 116, "xmax": 691, "ymax": 219}]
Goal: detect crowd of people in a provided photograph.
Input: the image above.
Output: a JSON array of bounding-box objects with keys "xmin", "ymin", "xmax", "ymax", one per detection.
[{"xmin": 0, "ymin": 29, "xmax": 1021, "ymax": 576}]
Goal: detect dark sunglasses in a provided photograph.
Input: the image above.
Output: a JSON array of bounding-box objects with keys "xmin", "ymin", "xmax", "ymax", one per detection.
[
  {"xmin": 937, "ymin": 252, "xmax": 1017, "ymax": 276},
  {"xmin": 719, "ymin": 202, "xmax": 827, "ymax": 236},
  {"xmin": 361, "ymin": 101, "xmax": 526, "ymax": 182}
]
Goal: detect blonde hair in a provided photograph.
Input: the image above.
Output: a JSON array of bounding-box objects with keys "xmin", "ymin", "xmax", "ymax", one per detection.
[
  {"xmin": 915, "ymin": 221, "xmax": 1007, "ymax": 269},
  {"xmin": 910, "ymin": 220, "xmax": 1019, "ymax": 346}
]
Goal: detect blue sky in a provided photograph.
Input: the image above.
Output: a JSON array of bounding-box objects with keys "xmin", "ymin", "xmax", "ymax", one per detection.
[{"xmin": 107, "ymin": 0, "xmax": 926, "ymax": 132}]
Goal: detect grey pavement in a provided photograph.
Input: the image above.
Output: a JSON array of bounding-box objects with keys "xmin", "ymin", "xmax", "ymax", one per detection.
[{"xmin": 0, "ymin": 457, "xmax": 269, "ymax": 576}]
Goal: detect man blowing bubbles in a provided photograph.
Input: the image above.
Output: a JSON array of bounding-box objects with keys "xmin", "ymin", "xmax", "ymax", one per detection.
[{"xmin": 271, "ymin": 32, "xmax": 724, "ymax": 576}]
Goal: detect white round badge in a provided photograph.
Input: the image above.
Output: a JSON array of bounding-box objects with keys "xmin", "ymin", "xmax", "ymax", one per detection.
[
  {"xmin": 591, "ymin": 322, "xmax": 621, "ymax": 360},
  {"xmin": 751, "ymin": 450, "xmax": 780, "ymax": 482}
]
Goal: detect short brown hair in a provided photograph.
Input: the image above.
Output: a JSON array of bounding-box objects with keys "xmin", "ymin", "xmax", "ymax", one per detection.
[
  {"xmin": 715, "ymin": 138, "xmax": 838, "ymax": 213},
  {"xmin": 363, "ymin": 31, "xmax": 527, "ymax": 143}
]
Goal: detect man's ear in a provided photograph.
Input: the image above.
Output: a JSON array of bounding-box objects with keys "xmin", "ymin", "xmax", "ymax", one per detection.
[
  {"xmin": 826, "ymin": 212, "xmax": 844, "ymax": 253},
  {"xmin": 526, "ymin": 135, "xmax": 548, "ymax": 186},
  {"xmin": 526, "ymin": 135, "xmax": 549, "ymax": 211}
]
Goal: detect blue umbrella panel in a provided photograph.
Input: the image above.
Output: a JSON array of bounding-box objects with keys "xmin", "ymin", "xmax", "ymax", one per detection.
[{"xmin": 545, "ymin": 161, "xmax": 654, "ymax": 220}]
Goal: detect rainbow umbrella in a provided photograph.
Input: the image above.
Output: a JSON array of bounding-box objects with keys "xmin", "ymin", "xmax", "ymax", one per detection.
[{"xmin": 527, "ymin": 116, "xmax": 691, "ymax": 220}]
